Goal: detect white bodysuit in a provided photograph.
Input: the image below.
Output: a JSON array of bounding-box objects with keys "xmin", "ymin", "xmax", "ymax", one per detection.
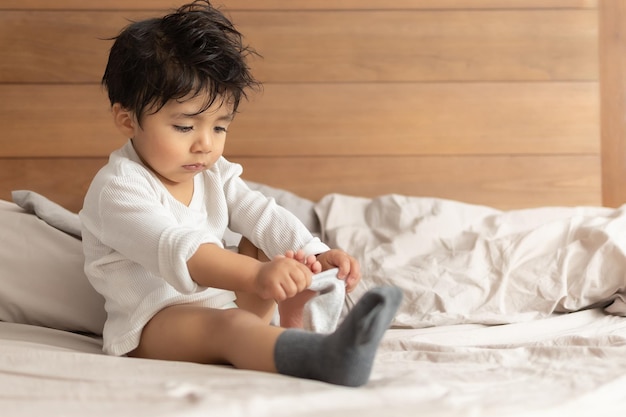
[{"xmin": 80, "ymin": 141, "xmax": 329, "ymax": 356}]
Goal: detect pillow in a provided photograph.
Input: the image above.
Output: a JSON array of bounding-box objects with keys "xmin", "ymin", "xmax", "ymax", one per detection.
[
  {"xmin": 3, "ymin": 183, "xmax": 317, "ymax": 334},
  {"xmin": 0, "ymin": 199, "xmax": 106, "ymax": 334},
  {"xmin": 12, "ymin": 190, "xmax": 82, "ymax": 239}
]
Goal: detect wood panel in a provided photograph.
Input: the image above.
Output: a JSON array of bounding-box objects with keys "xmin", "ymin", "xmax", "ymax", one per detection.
[
  {"xmin": 0, "ymin": 82, "xmax": 599, "ymax": 158},
  {"xmin": 599, "ymin": 0, "xmax": 626, "ymax": 207},
  {"xmin": 239, "ymin": 9, "xmax": 598, "ymax": 83},
  {"xmin": 0, "ymin": 85, "xmax": 121, "ymax": 158},
  {"xmin": 0, "ymin": 0, "xmax": 598, "ymax": 11},
  {"xmin": 234, "ymin": 156, "xmax": 601, "ymax": 209},
  {"xmin": 0, "ymin": 9, "xmax": 598, "ymax": 83},
  {"xmin": 0, "ymin": 0, "xmax": 608, "ymax": 211},
  {"xmin": 0, "ymin": 11, "xmax": 155, "ymax": 83},
  {"xmin": 0, "ymin": 158, "xmax": 106, "ymax": 212},
  {"xmin": 0, "ymin": 155, "xmax": 601, "ymax": 213},
  {"xmin": 230, "ymin": 82, "xmax": 599, "ymax": 156}
]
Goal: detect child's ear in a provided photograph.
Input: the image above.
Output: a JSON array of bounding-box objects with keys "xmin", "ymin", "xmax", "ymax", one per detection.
[{"xmin": 111, "ymin": 103, "xmax": 137, "ymax": 138}]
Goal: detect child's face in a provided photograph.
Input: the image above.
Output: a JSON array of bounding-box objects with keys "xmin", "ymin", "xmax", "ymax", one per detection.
[{"xmin": 129, "ymin": 93, "xmax": 234, "ymax": 189}]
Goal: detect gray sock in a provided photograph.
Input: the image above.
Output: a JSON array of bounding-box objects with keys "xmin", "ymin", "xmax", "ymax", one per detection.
[{"xmin": 274, "ymin": 286, "xmax": 403, "ymax": 387}]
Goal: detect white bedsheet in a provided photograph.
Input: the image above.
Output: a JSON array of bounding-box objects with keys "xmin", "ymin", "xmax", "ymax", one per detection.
[
  {"xmin": 2, "ymin": 310, "xmax": 626, "ymax": 417},
  {"xmin": 315, "ymin": 194, "xmax": 626, "ymax": 327}
]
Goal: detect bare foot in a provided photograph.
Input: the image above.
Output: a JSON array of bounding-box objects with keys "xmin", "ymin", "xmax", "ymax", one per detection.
[
  {"xmin": 277, "ymin": 249, "xmax": 322, "ymax": 327},
  {"xmin": 278, "ymin": 289, "xmax": 318, "ymax": 328}
]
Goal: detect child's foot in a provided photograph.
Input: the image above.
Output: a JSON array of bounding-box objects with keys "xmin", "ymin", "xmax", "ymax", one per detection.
[
  {"xmin": 278, "ymin": 289, "xmax": 317, "ymax": 328},
  {"xmin": 273, "ymin": 286, "xmax": 403, "ymax": 387}
]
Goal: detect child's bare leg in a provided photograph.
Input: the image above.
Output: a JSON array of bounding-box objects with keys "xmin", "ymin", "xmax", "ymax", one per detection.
[
  {"xmin": 236, "ymin": 237, "xmax": 277, "ymax": 323},
  {"xmin": 237, "ymin": 237, "xmax": 316, "ymax": 328},
  {"xmin": 130, "ymin": 286, "xmax": 403, "ymax": 387},
  {"xmin": 278, "ymin": 249, "xmax": 320, "ymax": 327},
  {"xmin": 129, "ymin": 304, "xmax": 283, "ymax": 371},
  {"xmin": 277, "ymin": 289, "xmax": 316, "ymax": 328}
]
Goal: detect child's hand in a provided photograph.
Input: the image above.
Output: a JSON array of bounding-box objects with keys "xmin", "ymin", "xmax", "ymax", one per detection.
[
  {"xmin": 284, "ymin": 249, "xmax": 322, "ymax": 274},
  {"xmin": 254, "ymin": 256, "xmax": 313, "ymax": 302},
  {"xmin": 315, "ymin": 249, "xmax": 361, "ymax": 293}
]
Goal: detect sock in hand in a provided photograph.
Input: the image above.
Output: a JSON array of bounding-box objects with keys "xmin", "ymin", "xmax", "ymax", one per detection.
[{"xmin": 273, "ymin": 285, "xmax": 403, "ymax": 387}]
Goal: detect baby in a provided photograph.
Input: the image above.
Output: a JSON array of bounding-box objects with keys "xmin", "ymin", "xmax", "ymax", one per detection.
[{"xmin": 80, "ymin": 0, "xmax": 401, "ymax": 387}]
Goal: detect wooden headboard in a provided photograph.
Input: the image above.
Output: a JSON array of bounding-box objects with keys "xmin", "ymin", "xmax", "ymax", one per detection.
[{"xmin": 2, "ymin": 0, "xmax": 625, "ymax": 212}]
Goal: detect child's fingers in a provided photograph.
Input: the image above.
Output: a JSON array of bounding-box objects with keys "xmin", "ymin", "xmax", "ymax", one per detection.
[
  {"xmin": 305, "ymin": 254, "xmax": 317, "ymax": 266},
  {"xmin": 310, "ymin": 260, "xmax": 322, "ymax": 274},
  {"xmin": 344, "ymin": 259, "xmax": 361, "ymax": 292},
  {"xmin": 281, "ymin": 250, "xmax": 320, "ymax": 273},
  {"xmin": 294, "ymin": 249, "xmax": 306, "ymax": 263},
  {"xmin": 336, "ymin": 257, "xmax": 352, "ymax": 279}
]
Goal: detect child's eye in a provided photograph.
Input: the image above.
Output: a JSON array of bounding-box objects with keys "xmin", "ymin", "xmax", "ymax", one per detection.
[
  {"xmin": 173, "ymin": 125, "xmax": 193, "ymax": 133},
  {"xmin": 214, "ymin": 126, "xmax": 228, "ymax": 134}
]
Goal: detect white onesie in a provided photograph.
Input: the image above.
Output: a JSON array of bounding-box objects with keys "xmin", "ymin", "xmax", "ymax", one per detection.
[{"xmin": 80, "ymin": 141, "xmax": 329, "ymax": 356}]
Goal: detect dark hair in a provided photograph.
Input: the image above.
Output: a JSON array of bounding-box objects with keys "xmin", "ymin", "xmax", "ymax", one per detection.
[{"xmin": 102, "ymin": 0, "xmax": 260, "ymax": 125}]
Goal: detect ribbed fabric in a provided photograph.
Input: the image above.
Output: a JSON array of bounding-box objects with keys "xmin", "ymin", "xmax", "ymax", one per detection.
[{"xmin": 80, "ymin": 141, "xmax": 329, "ymax": 356}]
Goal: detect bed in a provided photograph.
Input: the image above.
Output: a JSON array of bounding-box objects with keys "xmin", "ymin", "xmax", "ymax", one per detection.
[
  {"xmin": 2, "ymin": 0, "xmax": 626, "ymax": 416},
  {"xmin": 5, "ymin": 189, "xmax": 626, "ymax": 416}
]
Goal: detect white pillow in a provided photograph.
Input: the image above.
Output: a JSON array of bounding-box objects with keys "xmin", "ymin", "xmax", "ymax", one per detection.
[
  {"xmin": 0, "ymin": 200, "xmax": 106, "ymax": 334},
  {"xmin": 12, "ymin": 190, "xmax": 81, "ymax": 238},
  {"xmin": 3, "ymin": 183, "xmax": 318, "ymax": 335}
]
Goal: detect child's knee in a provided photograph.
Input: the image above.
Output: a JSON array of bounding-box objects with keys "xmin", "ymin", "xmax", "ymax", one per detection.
[
  {"xmin": 218, "ymin": 306, "xmax": 264, "ymax": 330},
  {"xmin": 238, "ymin": 236, "xmax": 257, "ymax": 256},
  {"xmin": 238, "ymin": 237, "xmax": 269, "ymax": 261}
]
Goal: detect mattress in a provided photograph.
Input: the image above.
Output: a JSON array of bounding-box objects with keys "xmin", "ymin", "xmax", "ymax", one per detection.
[
  {"xmin": 4, "ymin": 188, "xmax": 626, "ymax": 416},
  {"xmin": 2, "ymin": 311, "xmax": 626, "ymax": 417}
]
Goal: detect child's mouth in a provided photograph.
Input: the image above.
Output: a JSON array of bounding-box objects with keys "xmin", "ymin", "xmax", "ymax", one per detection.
[{"xmin": 183, "ymin": 163, "xmax": 206, "ymax": 171}]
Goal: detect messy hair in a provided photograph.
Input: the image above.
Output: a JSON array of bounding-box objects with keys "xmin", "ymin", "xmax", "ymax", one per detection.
[{"xmin": 102, "ymin": 0, "xmax": 260, "ymax": 125}]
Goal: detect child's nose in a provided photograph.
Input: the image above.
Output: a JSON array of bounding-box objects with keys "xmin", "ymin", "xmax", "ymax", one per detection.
[{"xmin": 192, "ymin": 132, "xmax": 212, "ymax": 153}]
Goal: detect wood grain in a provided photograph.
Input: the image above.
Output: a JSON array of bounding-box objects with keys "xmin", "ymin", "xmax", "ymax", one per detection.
[
  {"xmin": 230, "ymin": 82, "xmax": 599, "ymax": 156},
  {"xmin": 233, "ymin": 155, "xmax": 602, "ymax": 209},
  {"xmin": 599, "ymin": 0, "xmax": 626, "ymax": 207},
  {"xmin": 0, "ymin": 82, "xmax": 599, "ymax": 158},
  {"xmin": 0, "ymin": 155, "xmax": 601, "ymax": 213},
  {"xmin": 0, "ymin": 0, "xmax": 598, "ymax": 11},
  {"xmin": 238, "ymin": 9, "xmax": 598, "ymax": 83},
  {"xmin": 0, "ymin": 158, "xmax": 106, "ymax": 212},
  {"xmin": 0, "ymin": 85, "xmax": 122, "ymax": 157},
  {"xmin": 0, "ymin": 9, "xmax": 598, "ymax": 83},
  {"xmin": 0, "ymin": 0, "xmax": 608, "ymax": 211}
]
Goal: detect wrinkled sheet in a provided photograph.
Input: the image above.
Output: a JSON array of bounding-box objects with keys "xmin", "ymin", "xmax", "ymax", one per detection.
[
  {"xmin": 315, "ymin": 194, "xmax": 626, "ymax": 327},
  {"xmin": 2, "ymin": 311, "xmax": 626, "ymax": 417}
]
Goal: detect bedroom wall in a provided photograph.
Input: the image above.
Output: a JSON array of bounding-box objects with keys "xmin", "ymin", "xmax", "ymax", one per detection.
[{"xmin": 0, "ymin": 0, "xmax": 608, "ymax": 211}]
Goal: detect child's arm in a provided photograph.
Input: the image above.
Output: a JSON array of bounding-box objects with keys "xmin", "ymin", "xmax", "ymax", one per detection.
[{"xmin": 187, "ymin": 243, "xmax": 313, "ymax": 301}]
